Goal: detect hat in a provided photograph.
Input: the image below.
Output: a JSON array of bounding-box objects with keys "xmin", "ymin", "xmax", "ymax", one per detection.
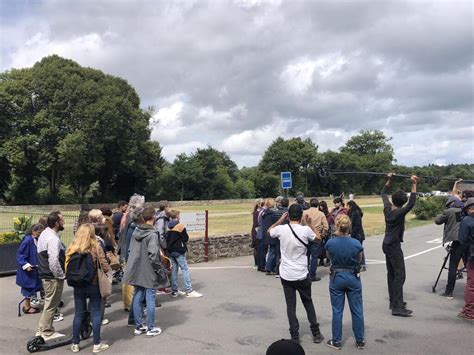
[
  {"xmin": 288, "ymin": 204, "xmax": 303, "ymax": 220},
  {"xmin": 266, "ymin": 339, "xmax": 305, "ymax": 355},
  {"xmin": 465, "ymin": 197, "xmax": 474, "ymax": 208}
]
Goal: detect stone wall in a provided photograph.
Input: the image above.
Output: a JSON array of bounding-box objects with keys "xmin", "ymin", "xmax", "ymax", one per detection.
[{"xmin": 186, "ymin": 233, "xmax": 254, "ymax": 264}]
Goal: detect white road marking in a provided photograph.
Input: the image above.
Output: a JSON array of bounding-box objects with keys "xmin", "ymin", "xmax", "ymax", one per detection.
[
  {"xmin": 190, "ymin": 266, "xmax": 255, "ymax": 270},
  {"xmin": 189, "ymin": 244, "xmax": 445, "ymax": 269},
  {"xmin": 404, "ymin": 245, "xmax": 443, "ymax": 260},
  {"xmin": 426, "ymin": 238, "xmax": 443, "ymax": 244}
]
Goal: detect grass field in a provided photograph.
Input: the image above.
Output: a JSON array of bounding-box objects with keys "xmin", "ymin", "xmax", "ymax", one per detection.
[{"xmin": 0, "ymin": 196, "xmax": 432, "ymax": 245}]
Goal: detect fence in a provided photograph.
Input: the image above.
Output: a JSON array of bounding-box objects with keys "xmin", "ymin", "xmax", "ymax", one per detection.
[{"xmin": 0, "ymin": 208, "xmax": 79, "ymax": 246}]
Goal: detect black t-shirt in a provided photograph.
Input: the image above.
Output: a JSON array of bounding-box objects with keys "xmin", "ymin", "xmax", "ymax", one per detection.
[{"xmin": 382, "ymin": 186, "xmax": 416, "ymax": 244}]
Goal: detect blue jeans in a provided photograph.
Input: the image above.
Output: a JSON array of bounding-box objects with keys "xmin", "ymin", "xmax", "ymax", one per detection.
[
  {"xmin": 72, "ymin": 284, "xmax": 102, "ymax": 345},
  {"xmin": 265, "ymin": 243, "xmax": 280, "ymax": 272},
  {"xmin": 133, "ymin": 286, "xmax": 156, "ymax": 329},
  {"xmin": 309, "ymin": 242, "xmax": 324, "ymax": 279},
  {"xmin": 170, "ymin": 252, "xmax": 192, "ymax": 293},
  {"xmin": 329, "ymin": 271, "xmax": 364, "ymax": 343}
]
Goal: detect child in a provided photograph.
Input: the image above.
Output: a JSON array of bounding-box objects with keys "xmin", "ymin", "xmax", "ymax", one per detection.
[
  {"xmin": 16, "ymin": 223, "xmax": 45, "ymax": 314},
  {"xmin": 165, "ymin": 210, "xmax": 203, "ymax": 298}
]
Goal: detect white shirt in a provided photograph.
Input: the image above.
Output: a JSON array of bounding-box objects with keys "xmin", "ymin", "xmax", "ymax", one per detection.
[{"xmin": 269, "ymin": 223, "xmax": 315, "ymax": 281}]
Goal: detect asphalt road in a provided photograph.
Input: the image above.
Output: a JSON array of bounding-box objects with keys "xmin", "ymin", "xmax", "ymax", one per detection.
[{"xmin": 0, "ymin": 223, "xmax": 473, "ymax": 354}]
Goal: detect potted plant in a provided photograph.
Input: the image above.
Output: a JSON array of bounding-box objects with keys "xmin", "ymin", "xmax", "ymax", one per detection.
[{"xmin": 0, "ymin": 215, "xmax": 33, "ymax": 276}]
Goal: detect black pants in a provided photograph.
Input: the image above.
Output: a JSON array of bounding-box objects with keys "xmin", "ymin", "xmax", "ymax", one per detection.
[
  {"xmin": 446, "ymin": 241, "xmax": 469, "ymax": 294},
  {"xmin": 382, "ymin": 242, "xmax": 406, "ymax": 309},
  {"xmin": 281, "ymin": 277, "xmax": 320, "ymax": 339}
]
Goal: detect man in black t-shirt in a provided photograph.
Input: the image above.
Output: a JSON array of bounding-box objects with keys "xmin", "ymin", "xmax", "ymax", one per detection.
[{"xmin": 381, "ymin": 173, "xmax": 418, "ymax": 317}]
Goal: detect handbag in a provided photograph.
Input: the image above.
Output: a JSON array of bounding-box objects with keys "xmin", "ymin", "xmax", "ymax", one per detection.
[
  {"xmin": 106, "ymin": 251, "xmax": 121, "ymax": 271},
  {"xmin": 96, "ymin": 248, "xmax": 112, "ymax": 298}
]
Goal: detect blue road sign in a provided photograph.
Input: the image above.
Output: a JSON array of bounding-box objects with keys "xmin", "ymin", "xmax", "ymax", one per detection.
[{"xmin": 281, "ymin": 171, "xmax": 292, "ymax": 189}]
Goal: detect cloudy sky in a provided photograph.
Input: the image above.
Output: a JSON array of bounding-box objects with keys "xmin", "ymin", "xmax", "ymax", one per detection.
[{"xmin": 1, "ymin": 0, "xmax": 472, "ymax": 167}]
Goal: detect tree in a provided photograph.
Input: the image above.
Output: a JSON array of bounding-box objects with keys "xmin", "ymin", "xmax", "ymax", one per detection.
[
  {"xmin": 0, "ymin": 55, "xmax": 163, "ymax": 203},
  {"xmin": 259, "ymin": 137, "xmax": 318, "ymax": 194}
]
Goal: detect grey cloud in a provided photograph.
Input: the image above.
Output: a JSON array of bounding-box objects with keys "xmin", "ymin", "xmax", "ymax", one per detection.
[{"xmin": 3, "ymin": 0, "xmax": 473, "ymax": 167}]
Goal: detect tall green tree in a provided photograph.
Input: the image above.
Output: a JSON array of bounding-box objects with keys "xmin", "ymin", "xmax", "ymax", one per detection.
[
  {"xmin": 0, "ymin": 55, "xmax": 163, "ymax": 203},
  {"xmin": 259, "ymin": 137, "xmax": 318, "ymax": 194}
]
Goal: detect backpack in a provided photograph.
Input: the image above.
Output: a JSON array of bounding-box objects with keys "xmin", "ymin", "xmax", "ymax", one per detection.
[{"xmin": 66, "ymin": 253, "xmax": 95, "ymax": 287}]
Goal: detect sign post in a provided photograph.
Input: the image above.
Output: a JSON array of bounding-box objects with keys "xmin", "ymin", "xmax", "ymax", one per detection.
[
  {"xmin": 281, "ymin": 171, "xmax": 292, "ymax": 197},
  {"xmin": 180, "ymin": 211, "xmax": 209, "ymax": 262}
]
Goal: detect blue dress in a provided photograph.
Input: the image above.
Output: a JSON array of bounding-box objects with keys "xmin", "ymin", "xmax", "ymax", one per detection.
[{"xmin": 16, "ymin": 235, "xmax": 42, "ymax": 297}]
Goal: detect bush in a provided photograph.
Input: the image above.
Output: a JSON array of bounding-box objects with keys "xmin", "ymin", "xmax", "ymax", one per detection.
[
  {"xmin": 413, "ymin": 196, "xmax": 448, "ymax": 220},
  {"xmin": 0, "ymin": 232, "xmax": 21, "ymax": 244}
]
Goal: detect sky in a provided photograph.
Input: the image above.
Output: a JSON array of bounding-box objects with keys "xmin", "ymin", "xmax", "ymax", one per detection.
[{"xmin": 1, "ymin": 0, "xmax": 473, "ymax": 168}]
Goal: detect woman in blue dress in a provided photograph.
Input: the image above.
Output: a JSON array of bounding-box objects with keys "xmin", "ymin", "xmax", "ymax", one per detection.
[{"xmin": 16, "ymin": 223, "xmax": 45, "ymax": 314}]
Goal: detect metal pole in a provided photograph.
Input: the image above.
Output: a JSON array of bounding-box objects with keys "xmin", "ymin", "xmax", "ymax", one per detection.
[{"xmin": 204, "ymin": 210, "xmax": 209, "ymax": 262}]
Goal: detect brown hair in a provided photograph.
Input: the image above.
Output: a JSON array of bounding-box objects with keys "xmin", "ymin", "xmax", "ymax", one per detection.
[{"xmin": 168, "ymin": 210, "xmax": 180, "ymax": 219}]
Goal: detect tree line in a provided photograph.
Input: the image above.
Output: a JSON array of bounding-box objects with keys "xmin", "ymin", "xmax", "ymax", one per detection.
[{"xmin": 1, "ymin": 56, "xmax": 472, "ymax": 204}]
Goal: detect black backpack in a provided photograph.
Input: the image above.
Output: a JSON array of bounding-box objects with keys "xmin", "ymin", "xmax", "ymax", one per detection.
[{"xmin": 66, "ymin": 253, "xmax": 95, "ymax": 287}]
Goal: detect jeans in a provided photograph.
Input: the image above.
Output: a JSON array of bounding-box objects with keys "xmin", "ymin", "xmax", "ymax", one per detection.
[
  {"xmin": 309, "ymin": 242, "xmax": 324, "ymax": 279},
  {"xmin": 446, "ymin": 241, "xmax": 469, "ymax": 293},
  {"xmin": 170, "ymin": 252, "xmax": 192, "ymax": 293},
  {"xmin": 72, "ymin": 284, "xmax": 102, "ymax": 345},
  {"xmin": 265, "ymin": 242, "xmax": 280, "ymax": 272},
  {"xmin": 382, "ymin": 242, "xmax": 406, "ymax": 308},
  {"xmin": 280, "ymin": 277, "xmax": 320, "ymax": 339},
  {"xmin": 461, "ymin": 260, "xmax": 474, "ymax": 318},
  {"xmin": 133, "ymin": 286, "xmax": 156, "ymax": 329},
  {"xmin": 256, "ymin": 239, "xmax": 268, "ymax": 271},
  {"xmin": 329, "ymin": 271, "xmax": 364, "ymax": 343}
]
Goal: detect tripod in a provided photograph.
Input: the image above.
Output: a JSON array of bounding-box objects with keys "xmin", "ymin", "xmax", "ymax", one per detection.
[{"xmin": 432, "ymin": 244, "xmax": 452, "ymax": 293}]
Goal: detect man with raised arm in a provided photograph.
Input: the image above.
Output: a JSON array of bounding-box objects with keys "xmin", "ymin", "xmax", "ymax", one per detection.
[{"xmin": 381, "ymin": 173, "xmax": 418, "ymax": 317}]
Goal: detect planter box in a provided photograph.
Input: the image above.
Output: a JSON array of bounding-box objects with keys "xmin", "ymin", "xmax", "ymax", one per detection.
[{"xmin": 0, "ymin": 242, "xmax": 20, "ymax": 276}]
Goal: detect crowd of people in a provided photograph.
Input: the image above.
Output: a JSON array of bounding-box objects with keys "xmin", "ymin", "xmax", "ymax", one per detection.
[
  {"xmin": 15, "ymin": 195, "xmax": 202, "ymax": 353},
  {"xmin": 13, "ymin": 177, "xmax": 474, "ymax": 353}
]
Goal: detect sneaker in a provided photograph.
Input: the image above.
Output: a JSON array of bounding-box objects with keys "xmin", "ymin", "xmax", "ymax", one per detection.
[
  {"xmin": 313, "ymin": 332, "xmax": 324, "ymax": 343},
  {"xmin": 70, "ymin": 344, "xmax": 80, "ymax": 353},
  {"xmin": 457, "ymin": 312, "xmax": 474, "ymax": 321},
  {"xmin": 440, "ymin": 292, "xmax": 454, "ymax": 300},
  {"xmin": 134, "ymin": 325, "xmax": 147, "ymax": 336},
  {"xmin": 30, "ymin": 298, "xmax": 41, "ymax": 307},
  {"xmin": 156, "ymin": 287, "xmax": 172, "ymax": 295},
  {"xmin": 290, "ymin": 337, "xmax": 300, "ymax": 344},
  {"xmin": 146, "ymin": 327, "xmax": 162, "ymax": 337},
  {"xmin": 275, "ymin": 274, "xmax": 280, "ymax": 278},
  {"xmin": 186, "ymin": 290, "xmax": 203, "ymax": 298},
  {"xmin": 124, "ymin": 307, "xmax": 130, "ymax": 312},
  {"xmin": 101, "ymin": 319, "xmax": 110, "ymax": 325},
  {"xmin": 456, "ymin": 271, "xmax": 463, "ymax": 279},
  {"xmin": 326, "ymin": 340, "xmax": 342, "ymax": 350},
  {"xmin": 53, "ymin": 313, "xmax": 64, "ymax": 322},
  {"xmin": 43, "ymin": 332, "xmax": 65, "ymax": 341},
  {"xmin": 356, "ymin": 341, "xmax": 365, "ymax": 349},
  {"xmin": 92, "ymin": 343, "xmax": 109, "ymax": 353},
  {"xmin": 104, "ymin": 302, "xmax": 111, "ymax": 308},
  {"xmin": 171, "ymin": 290, "xmax": 186, "ymax": 298},
  {"xmin": 360, "ymin": 266, "xmax": 367, "ymax": 272},
  {"xmin": 389, "ymin": 301, "xmax": 407, "ymax": 310},
  {"xmin": 392, "ymin": 308, "xmax": 413, "ymax": 317}
]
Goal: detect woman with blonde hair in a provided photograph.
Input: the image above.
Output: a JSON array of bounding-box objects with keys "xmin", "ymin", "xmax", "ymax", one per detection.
[
  {"xmin": 66, "ymin": 224, "xmax": 110, "ymax": 353},
  {"xmin": 324, "ymin": 214, "xmax": 365, "ymax": 350}
]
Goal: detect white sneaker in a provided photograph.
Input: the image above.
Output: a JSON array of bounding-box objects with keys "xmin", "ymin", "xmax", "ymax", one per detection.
[
  {"xmin": 146, "ymin": 327, "xmax": 162, "ymax": 337},
  {"xmin": 53, "ymin": 313, "xmax": 64, "ymax": 322},
  {"xmin": 171, "ymin": 290, "xmax": 186, "ymax": 298},
  {"xmin": 101, "ymin": 319, "xmax": 110, "ymax": 325},
  {"xmin": 70, "ymin": 343, "xmax": 80, "ymax": 353},
  {"xmin": 43, "ymin": 332, "xmax": 65, "ymax": 341},
  {"xmin": 186, "ymin": 290, "xmax": 203, "ymax": 298},
  {"xmin": 92, "ymin": 343, "xmax": 109, "ymax": 353},
  {"xmin": 134, "ymin": 325, "xmax": 147, "ymax": 336}
]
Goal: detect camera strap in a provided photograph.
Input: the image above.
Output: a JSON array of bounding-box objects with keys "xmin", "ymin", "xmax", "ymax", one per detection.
[{"xmin": 288, "ymin": 223, "xmax": 309, "ymax": 251}]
